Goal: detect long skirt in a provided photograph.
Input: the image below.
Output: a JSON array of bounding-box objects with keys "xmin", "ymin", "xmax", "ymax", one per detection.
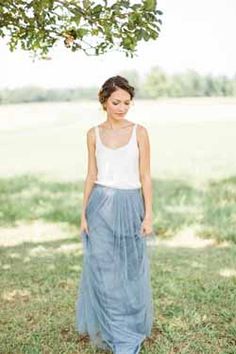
[{"xmin": 75, "ymin": 183, "xmax": 154, "ymax": 354}]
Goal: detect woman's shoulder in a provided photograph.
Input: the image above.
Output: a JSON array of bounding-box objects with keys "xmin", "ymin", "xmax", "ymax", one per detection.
[
  {"xmin": 136, "ymin": 124, "xmax": 150, "ymax": 150},
  {"xmin": 87, "ymin": 125, "xmax": 96, "ymax": 133},
  {"xmin": 86, "ymin": 126, "xmax": 97, "ymax": 146},
  {"xmin": 136, "ymin": 123, "xmax": 148, "ymax": 135}
]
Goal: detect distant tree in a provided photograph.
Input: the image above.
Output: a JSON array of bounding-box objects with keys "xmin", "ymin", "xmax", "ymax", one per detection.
[
  {"xmin": 1, "ymin": 69, "xmax": 235, "ymax": 104},
  {"xmin": 204, "ymin": 75, "xmax": 224, "ymax": 96},
  {"xmin": 0, "ymin": 0, "xmax": 163, "ymax": 59},
  {"xmin": 142, "ymin": 65, "xmax": 170, "ymax": 98},
  {"xmin": 170, "ymin": 70, "xmax": 208, "ymax": 97}
]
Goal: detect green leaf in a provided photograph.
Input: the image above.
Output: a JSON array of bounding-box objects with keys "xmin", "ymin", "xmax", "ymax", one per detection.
[
  {"xmin": 91, "ymin": 4, "xmax": 103, "ymax": 15},
  {"xmin": 143, "ymin": 0, "xmax": 156, "ymax": 12},
  {"xmin": 142, "ymin": 30, "xmax": 150, "ymax": 41},
  {"xmin": 76, "ymin": 28, "xmax": 89, "ymax": 37}
]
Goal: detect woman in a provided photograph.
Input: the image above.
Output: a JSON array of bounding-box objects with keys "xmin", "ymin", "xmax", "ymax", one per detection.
[{"xmin": 75, "ymin": 75, "xmax": 154, "ymax": 354}]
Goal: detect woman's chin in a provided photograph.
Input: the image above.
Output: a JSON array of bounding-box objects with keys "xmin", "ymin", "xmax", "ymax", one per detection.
[{"xmin": 115, "ymin": 114, "xmax": 125, "ymax": 119}]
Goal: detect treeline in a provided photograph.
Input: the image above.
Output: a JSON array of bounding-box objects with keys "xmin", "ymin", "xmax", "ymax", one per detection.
[
  {"xmin": 1, "ymin": 66, "xmax": 235, "ymax": 104},
  {"xmin": 0, "ymin": 86, "xmax": 98, "ymax": 104}
]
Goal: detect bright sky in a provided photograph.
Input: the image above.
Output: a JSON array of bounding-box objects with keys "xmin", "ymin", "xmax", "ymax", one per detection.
[{"xmin": 0, "ymin": 0, "xmax": 235, "ymax": 89}]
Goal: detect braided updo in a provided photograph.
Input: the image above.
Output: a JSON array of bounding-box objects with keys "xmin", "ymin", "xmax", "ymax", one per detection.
[{"xmin": 98, "ymin": 75, "xmax": 135, "ymax": 111}]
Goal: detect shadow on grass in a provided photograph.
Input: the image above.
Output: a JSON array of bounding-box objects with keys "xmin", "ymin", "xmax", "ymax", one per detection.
[{"xmin": 1, "ymin": 173, "xmax": 235, "ymax": 244}]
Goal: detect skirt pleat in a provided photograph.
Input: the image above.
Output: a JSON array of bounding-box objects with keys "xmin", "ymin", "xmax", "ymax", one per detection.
[{"xmin": 75, "ymin": 183, "xmax": 154, "ymax": 353}]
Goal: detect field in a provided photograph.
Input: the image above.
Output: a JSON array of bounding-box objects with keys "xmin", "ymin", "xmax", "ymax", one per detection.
[
  {"xmin": 0, "ymin": 97, "xmax": 236, "ymax": 353},
  {"xmin": 1, "ymin": 97, "xmax": 236, "ymax": 182}
]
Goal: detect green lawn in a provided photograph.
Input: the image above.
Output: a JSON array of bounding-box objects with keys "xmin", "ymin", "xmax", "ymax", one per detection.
[
  {"xmin": 0, "ymin": 229, "xmax": 235, "ymax": 353},
  {"xmin": 1, "ymin": 98, "xmax": 236, "ymax": 353},
  {"xmin": 0, "ymin": 98, "xmax": 236, "ymax": 182},
  {"xmin": 0, "ymin": 174, "xmax": 235, "ymax": 244},
  {"xmin": 0, "ymin": 175, "xmax": 236, "ymax": 353}
]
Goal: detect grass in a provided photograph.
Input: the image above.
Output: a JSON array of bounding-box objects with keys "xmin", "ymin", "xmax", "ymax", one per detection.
[
  {"xmin": 200, "ymin": 176, "xmax": 236, "ymax": 243},
  {"xmin": 0, "ymin": 175, "xmax": 84, "ymax": 228},
  {"xmin": 0, "ymin": 174, "xmax": 235, "ymax": 243},
  {"xmin": 0, "ymin": 174, "xmax": 236, "ymax": 353},
  {"xmin": 1, "ymin": 98, "xmax": 236, "ymax": 182},
  {"xmin": 0, "ymin": 239, "xmax": 235, "ymax": 353}
]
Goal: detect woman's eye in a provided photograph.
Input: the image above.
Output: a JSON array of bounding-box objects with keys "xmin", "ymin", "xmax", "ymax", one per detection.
[
  {"xmin": 113, "ymin": 102, "xmax": 130, "ymax": 106},
  {"xmin": 112, "ymin": 102, "xmax": 130, "ymax": 106}
]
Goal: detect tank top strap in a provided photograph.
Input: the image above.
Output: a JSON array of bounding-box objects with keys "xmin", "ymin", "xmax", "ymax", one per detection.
[
  {"xmin": 94, "ymin": 125, "xmax": 100, "ymax": 146},
  {"xmin": 131, "ymin": 123, "xmax": 137, "ymax": 145}
]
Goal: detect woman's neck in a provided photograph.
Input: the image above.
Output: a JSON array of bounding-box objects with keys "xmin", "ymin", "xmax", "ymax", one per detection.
[{"xmin": 104, "ymin": 118, "xmax": 131, "ymax": 130}]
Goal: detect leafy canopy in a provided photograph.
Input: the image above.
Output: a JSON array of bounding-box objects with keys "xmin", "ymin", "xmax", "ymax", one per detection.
[{"xmin": 0, "ymin": 0, "xmax": 163, "ymax": 59}]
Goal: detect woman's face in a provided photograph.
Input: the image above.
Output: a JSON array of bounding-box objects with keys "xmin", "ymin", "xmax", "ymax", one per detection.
[{"xmin": 104, "ymin": 88, "xmax": 132, "ymax": 120}]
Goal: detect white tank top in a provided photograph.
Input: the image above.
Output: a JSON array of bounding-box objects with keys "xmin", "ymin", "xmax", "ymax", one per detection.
[{"xmin": 94, "ymin": 123, "xmax": 142, "ymax": 189}]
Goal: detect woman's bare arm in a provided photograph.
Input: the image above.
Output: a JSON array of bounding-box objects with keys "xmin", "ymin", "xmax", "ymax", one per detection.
[
  {"xmin": 81, "ymin": 127, "xmax": 98, "ymax": 219},
  {"xmin": 137, "ymin": 124, "xmax": 153, "ymax": 223}
]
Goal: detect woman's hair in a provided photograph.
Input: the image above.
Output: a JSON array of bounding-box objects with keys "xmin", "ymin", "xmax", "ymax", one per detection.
[{"xmin": 98, "ymin": 75, "xmax": 135, "ymax": 110}]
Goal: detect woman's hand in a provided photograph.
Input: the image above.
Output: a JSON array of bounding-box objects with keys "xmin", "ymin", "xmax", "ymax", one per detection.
[
  {"xmin": 140, "ymin": 216, "xmax": 153, "ymax": 236},
  {"xmin": 80, "ymin": 214, "xmax": 89, "ymax": 236}
]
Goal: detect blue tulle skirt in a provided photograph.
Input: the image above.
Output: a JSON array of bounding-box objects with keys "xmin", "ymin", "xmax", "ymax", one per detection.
[{"xmin": 75, "ymin": 183, "xmax": 154, "ymax": 353}]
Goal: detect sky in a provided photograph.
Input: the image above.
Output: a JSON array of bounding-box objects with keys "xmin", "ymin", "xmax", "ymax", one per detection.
[{"xmin": 0, "ymin": 0, "xmax": 235, "ymax": 89}]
